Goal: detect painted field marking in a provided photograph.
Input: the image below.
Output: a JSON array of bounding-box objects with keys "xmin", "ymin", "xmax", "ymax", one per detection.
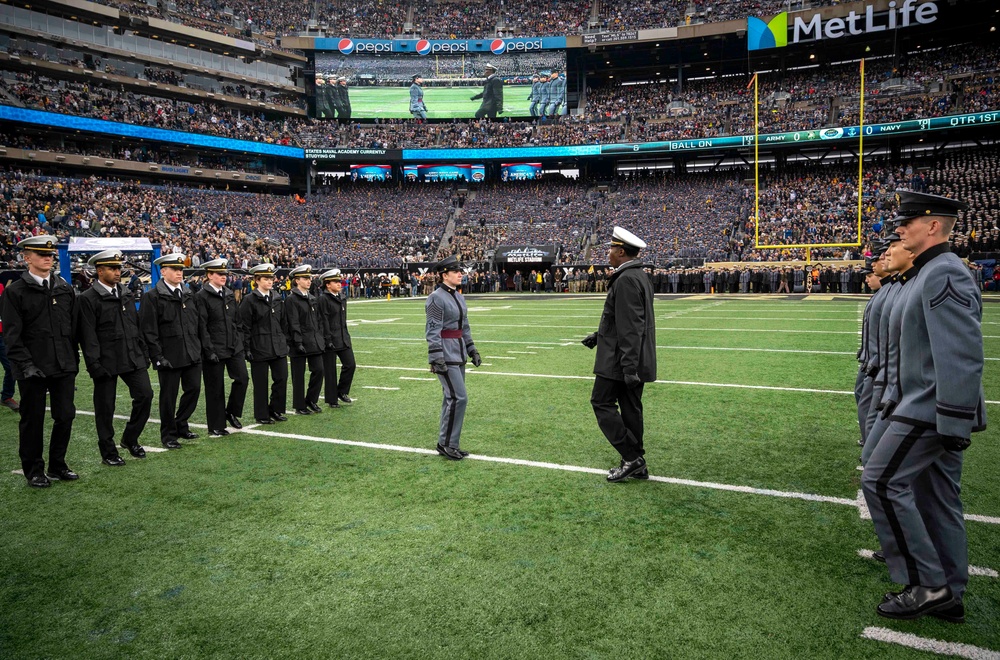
[
  {"xmin": 857, "ymin": 549, "xmax": 997, "ymax": 577},
  {"xmin": 11, "ymin": 469, "xmax": 22, "ymax": 475},
  {"xmin": 860, "ymin": 627, "xmax": 1000, "ymax": 659},
  {"xmin": 400, "ymin": 377, "xmax": 437, "ymax": 382},
  {"xmin": 657, "ymin": 316, "xmax": 861, "ymax": 322},
  {"xmin": 857, "ymin": 489, "xmax": 872, "ymax": 520},
  {"xmin": 484, "ymin": 356, "xmax": 517, "ymax": 360},
  {"xmin": 350, "ymin": 321, "xmax": 864, "ymax": 334},
  {"xmin": 526, "ymin": 346, "xmax": 554, "ymax": 350},
  {"xmin": 507, "ymin": 351, "xmax": 537, "ymax": 355},
  {"xmin": 966, "ymin": 514, "xmax": 1000, "ymax": 525},
  {"xmin": 362, "ymin": 386, "xmax": 400, "ymax": 391},
  {"xmin": 353, "ymin": 350, "xmax": 373, "ymax": 354}
]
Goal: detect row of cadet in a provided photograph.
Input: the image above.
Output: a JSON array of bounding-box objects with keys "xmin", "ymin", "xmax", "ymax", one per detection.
[{"xmin": 0, "ymin": 241, "xmax": 356, "ymax": 488}]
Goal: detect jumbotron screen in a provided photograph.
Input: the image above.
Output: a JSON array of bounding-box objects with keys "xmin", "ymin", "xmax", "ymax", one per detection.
[{"xmin": 313, "ymin": 50, "xmax": 567, "ymax": 120}]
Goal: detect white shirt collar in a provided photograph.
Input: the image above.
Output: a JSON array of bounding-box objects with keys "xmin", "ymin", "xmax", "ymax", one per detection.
[
  {"xmin": 208, "ymin": 283, "xmax": 225, "ymax": 295},
  {"xmin": 96, "ymin": 280, "xmax": 116, "ymax": 296},
  {"xmin": 28, "ymin": 271, "xmax": 48, "ymax": 287},
  {"xmin": 164, "ymin": 281, "xmax": 181, "ymax": 294}
]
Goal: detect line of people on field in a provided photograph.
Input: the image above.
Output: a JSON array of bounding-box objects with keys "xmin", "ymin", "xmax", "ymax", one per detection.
[
  {"xmin": 0, "ymin": 240, "xmax": 355, "ymax": 487},
  {"xmin": 854, "ymin": 191, "xmax": 986, "ymax": 624}
]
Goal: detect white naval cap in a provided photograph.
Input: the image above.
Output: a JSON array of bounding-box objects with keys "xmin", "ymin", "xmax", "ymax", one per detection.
[
  {"xmin": 202, "ymin": 258, "xmax": 229, "ymax": 273},
  {"xmin": 88, "ymin": 249, "xmax": 124, "ymax": 267},
  {"xmin": 289, "ymin": 264, "xmax": 314, "ymax": 279},
  {"xmin": 607, "ymin": 226, "xmax": 647, "ymax": 251},
  {"xmin": 154, "ymin": 253, "xmax": 187, "ymax": 268},
  {"xmin": 249, "ymin": 263, "xmax": 277, "ymax": 277},
  {"xmin": 321, "ymin": 268, "xmax": 343, "ymax": 282},
  {"xmin": 17, "ymin": 235, "xmax": 59, "ymax": 254}
]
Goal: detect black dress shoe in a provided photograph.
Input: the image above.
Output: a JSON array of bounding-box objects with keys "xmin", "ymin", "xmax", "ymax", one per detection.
[
  {"xmin": 180, "ymin": 431, "xmax": 198, "ymax": 440},
  {"xmin": 295, "ymin": 408, "xmax": 313, "ymax": 416},
  {"xmin": 121, "ymin": 443, "xmax": 146, "ymax": 458},
  {"xmin": 46, "ymin": 469, "xmax": 80, "ymax": 481},
  {"xmin": 102, "ymin": 456, "xmax": 126, "ymax": 467},
  {"xmin": 27, "ymin": 475, "xmax": 51, "ymax": 488},
  {"xmin": 439, "ymin": 445, "xmax": 464, "ymax": 460},
  {"xmin": 931, "ymin": 602, "xmax": 965, "ymax": 624},
  {"xmin": 873, "ymin": 550, "xmax": 886, "ymax": 563},
  {"xmin": 877, "ymin": 585, "xmax": 954, "ymax": 620},
  {"xmin": 629, "ymin": 466, "xmax": 650, "ymax": 480},
  {"xmin": 208, "ymin": 429, "xmax": 230, "ymax": 437},
  {"xmin": 607, "ymin": 457, "xmax": 646, "ymax": 482},
  {"xmin": 163, "ymin": 440, "xmax": 183, "ymax": 449},
  {"xmin": 435, "ymin": 444, "xmax": 447, "ymax": 456},
  {"xmin": 307, "ymin": 402, "xmax": 322, "ymax": 413},
  {"xmin": 226, "ymin": 413, "xmax": 243, "ymax": 429},
  {"xmin": 338, "ymin": 395, "xmax": 354, "ymax": 404},
  {"xmin": 269, "ymin": 411, "xmax": 288, "ymax": 422},
  {"xmin": 327, "ymin": 401, "xmax": 341, "ymax": 409},
  {"xmin": 256, "ymin": 418, "xmax": 275, "ymax": 425}
]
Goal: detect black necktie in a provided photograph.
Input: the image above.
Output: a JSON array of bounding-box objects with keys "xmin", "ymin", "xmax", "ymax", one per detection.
[
  {"xmin": 175, "ymin": 288, "xmax": 182, "ymax": 301},
  {"xmin": 43, "ymin": 279, "xmax": 49, "ymax": 291},
  {"xmin": 113, "ymin": 287, "xmax": 119, "ymax": 299}
]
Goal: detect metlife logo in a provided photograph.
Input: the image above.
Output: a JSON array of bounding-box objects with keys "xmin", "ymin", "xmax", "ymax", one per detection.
[{"xmin": 320, "ymin": 37, "xmax": 558, "ymax": 56}]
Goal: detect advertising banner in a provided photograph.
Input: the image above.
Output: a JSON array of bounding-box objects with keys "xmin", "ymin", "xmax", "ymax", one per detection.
[
  {"xmin": 493, "ymin": 245, "xmax": 558, "ymax": 264},
  {"xmin": 500, "ymin": 163, "xmax": 542, "ymax": 181},
  {"xmin": 350, "ymin": 164, "xmax": 394, "ymax": 181},
  {"xmin": 403, "ymin": 164, "xmax": 485, "ymax": 182}
]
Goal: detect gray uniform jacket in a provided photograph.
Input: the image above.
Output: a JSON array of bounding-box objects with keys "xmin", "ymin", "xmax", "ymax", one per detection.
[
  {"xmin": 425, "ymin": 284, "xmax": 476, "ymax": 366},
  {"xmin": 860, "ymin": 277, "xmax": 891, "ymax": 374},
  {"xmin": 594, "ymin": 260, "xmax": 656, "ymax": 382},
  {"xmin": 887, "ymin": 244, "xmax": 986, "ymax": 437},
  {"xmin": 550, "ymin": 76, "xmax": 566, "ymax": 105},
  {"xmin": 529, "ymin": 80, "xmax": 541, "ymax": 101},
  {"xmin": 538, "ymin": 80, "xmax": 551, "ymax": 106},
  {"xmin": 871, "ymin": 278, "xmax": 903, "ymax": 406},
  {"xmin": 409, "ymin": 83, "xmax": 426, "ymax": 112}
]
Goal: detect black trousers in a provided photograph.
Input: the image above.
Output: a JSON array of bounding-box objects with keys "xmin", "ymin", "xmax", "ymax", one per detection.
[
  {"xmin": 290, "ymin": 354, "xmax": 324, "ymax": 410},
  {"xmin": 18, "ymin": 373, "xmax": 76, "ymax": 480},
  {"xmin": 93, "ymin": 368, "xmax": 153, "ymax": 458},
  {"xmin": 250, "ymin": 357, "xmax": 287, "ymax": 420},
  {"xmin": 322, "ymin": 347, "xmax": 356, "ymax": 404},
  {"xmin": 590, "ymin": 375, "xmax": 645, "ymax": 462},
  {"xmin": 203, "ymin": 354, "xmax": 249, "ymax": 430},
  {"xmin": 475, "ymin": 107, "xmax": 498, "ymax": 120},
  {"xmin": 157, "ymin": 364, "xmax": 201, "ymax": 444}
]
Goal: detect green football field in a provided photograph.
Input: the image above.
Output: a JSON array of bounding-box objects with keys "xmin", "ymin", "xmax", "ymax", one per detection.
[
  {"xmin": 2, "ymin": 294, "xmax": 999, "ymax": 658},
  {"xmin": 341, "ymin": 85, "xmax": 545, "ymax": 120}
]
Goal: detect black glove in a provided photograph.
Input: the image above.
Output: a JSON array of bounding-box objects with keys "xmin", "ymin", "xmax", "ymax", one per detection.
[
  {"xmin": 581, "ymin": 332, "xmax": 598, "ymax": 349},
  {"xmin": 430, "ymin": 359, "xmax": 448, "ymax": 374},
  {"xmin": 296, "ymin": 344, "xmax": 306, "ymax": 354},
  {"xmin": 91, "ymin": 366, "xmax": 112, "ymax": 381},
  {"xmin": 326, "ymin": 342, "xmax": 335, "ymax": 351},
  {"xmin": 154, "ymin": 357, "xmax": 173, "ymax": 371},
  {"xmin": 23, "ymin": 365, "xmax": 45, "ymax": 379},
  {"xmin": 245, "ymin": 351, "xmax": 254, "ymax": 362},
  {"xmin": 470, "ymin": 351, "xmax": 482, "ymax": 368},
  {"xmin": 624, "ymin": 373, "xmax": 642, "ymax": 388},
  {"xmin": 470, "ymin": 95, "xmax": 477, "ymax": 101},
  {"xmin": 940, "ymin": 435, "xmax": 972, "ymax": 452},
  {"xmin": 208, "ymin": 353, "xmax": 220, "ymax": 364}
]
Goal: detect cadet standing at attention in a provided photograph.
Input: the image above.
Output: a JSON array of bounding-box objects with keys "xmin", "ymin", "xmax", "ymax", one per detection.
[
  {"xmin": 319, "ymin": 269, "xmax": 356, "ymax": 408},
  {"xmin": 237, "ymin": 263, "xmax": 289, "ymax": 425},
  {"xmin": 425, "ymin": 256, "xmax": 481, "ymax": 460},
  {"xmin": 862, "ymin": 192, "xmax": 985, "ymax": 623},
  {"xmin": 139, "ymin": 253, "xmax": 206, "ymax": 449},
  {"xmin": 1, "ymin": 236, "xmax": 79, "ymax": 487},
  {"xmin": 196, "ymin": 258, "xmax": 248, "ymax": 436},
  {"xmin": 582, "ymin": 227, "xmax": 657, "ymax": 482},
  {"xmin": 284, "ymin": 265, "xmax": 325, "ymax": 416},
  {"xmin": 77, "ymin": 249, "xmax": 152, "ymax": 465}
]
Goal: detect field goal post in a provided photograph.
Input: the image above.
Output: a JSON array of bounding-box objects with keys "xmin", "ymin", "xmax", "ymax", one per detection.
[{"xmin": 751, "ymin": 60, "xmax": 866, "ymax": 264}]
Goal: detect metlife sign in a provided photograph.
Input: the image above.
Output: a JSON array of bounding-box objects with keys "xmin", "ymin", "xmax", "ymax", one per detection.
[
  {"xmin": 748, "ymin": 0, "xmax": 939, "ymax": 51},
  {"xmin": 315, "ymin": 37, "xmax": 567, "ymax": 55}
]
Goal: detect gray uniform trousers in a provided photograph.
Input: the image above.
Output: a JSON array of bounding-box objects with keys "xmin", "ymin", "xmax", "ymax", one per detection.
[
  {"xmin": 861, "ymin": 421, "xmax": 968, "ymax": 599},
  {"xmin": 436, "ymin": 364, "xmax": 467, "ymax": 449},
  {"xmin": 855, "ymin": 369, "xmax": 875, "ymax": 445}
]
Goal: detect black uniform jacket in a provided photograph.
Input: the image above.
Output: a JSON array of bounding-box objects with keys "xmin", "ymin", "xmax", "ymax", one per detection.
[
  {"xmin": 1, "ymin": 271, "xmax": 79, "ymax": 379},
  {"xmin": 594, "ymin": 260, "xmax": 657, "ymax": 382},
  {"xmin": 472, "ymin": 76, "xmax": 504, "ymax": 112},
  {"xmin": 283, "ymin": 290, "xmax": 325, "ymax": 357},
  {"xmin": 195, "ymin": 285, "xmax": 244, "ymax": 360},
  {"xmin": 237, "ymin": 288, "xmax": 288, "ymax": 361},
  {"xmin": 319, "ymin": 291, "xmax": 352, "ymax": 350},
  {"xmin": 139, "ymin": 280, "xmax": 206, "ymax": 369},
  {"xmin": 77, "ymin": 283, "xmax": 149, "ymax": 377}
]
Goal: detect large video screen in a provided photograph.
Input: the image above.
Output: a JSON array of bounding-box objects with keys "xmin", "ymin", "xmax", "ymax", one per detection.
[
  {"xmin": 403, "ymin": 164, "xmax": 485, "ymax": 182},
  {"xmin": 350, "ymin": 164, "xmax": 393, "ymax": 181},
  {"xmin": 313, "ymin": 50, "xmax": 567, "ymax": 120},
  {"xmin": 500, "ymin": 163, "xmax": 542, "ymax": 181}
]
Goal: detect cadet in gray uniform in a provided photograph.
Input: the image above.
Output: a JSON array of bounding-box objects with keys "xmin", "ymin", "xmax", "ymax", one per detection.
[
  {"xmin": 425, "ymin": 256, "xmax": 481, "ymax": 460},
  {"xmin": 861, "ymin": 192, "xmax": 984, "ymax": 623},
  {"xmin": 546, "ymin": 70, "xmax": 566, "ymax": 117},
  {"xmin": 409, "ymin": 75, "xmax": 427, "ymax": 120},
  {"xmin": 528, "ymin": 75, "xmax": 541, "ymax": 117},
  {"xmin": 855, "ymin": 243, "xmax": 888, "ymax": 446}
]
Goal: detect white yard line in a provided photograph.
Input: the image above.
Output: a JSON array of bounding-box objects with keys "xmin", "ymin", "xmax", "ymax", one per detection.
[
  {"xmin": 400, "ymin": 377, "xmax": 437, "ymax": 382},
  {"xmin": 860, "ymin": 627, "xmax": 1000, "ymax": 659},
  {"xmin": 856, "ymin": 549, "xmax": 997, "ymax": 577},
  {"xmin": 362, "ymin": 386, "xmax": 400, "ymax": 391}
]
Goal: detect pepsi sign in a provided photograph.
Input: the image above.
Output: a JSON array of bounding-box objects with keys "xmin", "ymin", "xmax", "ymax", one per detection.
[{"xmin": 316, "ymin": 37, "xmax": 565, "ymax": 55}]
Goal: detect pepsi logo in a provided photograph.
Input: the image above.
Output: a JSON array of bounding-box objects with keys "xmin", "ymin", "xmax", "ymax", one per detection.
[
  {"xmin": 415, "ymin": 39, "xmax": 431, "ymax": 55},
  {"xmin": 338, "ymin": 38, "xmax": 354, "ymax": 54},
  {"xmin": 490, "ymin": 39, "xmax": 506, "ymax": 54}
]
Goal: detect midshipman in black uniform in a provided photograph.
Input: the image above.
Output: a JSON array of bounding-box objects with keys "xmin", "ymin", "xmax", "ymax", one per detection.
[
  {"xmin": 236, "ymin": 263, "xmax": 288, "ymax": 424},
  {"xmin": 318, "ymin": 269, "xmax": 356, "ymax": 408},
  {"xmin": 284, "ymin": 265, "xmax": 325, "ymax": 415}
]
